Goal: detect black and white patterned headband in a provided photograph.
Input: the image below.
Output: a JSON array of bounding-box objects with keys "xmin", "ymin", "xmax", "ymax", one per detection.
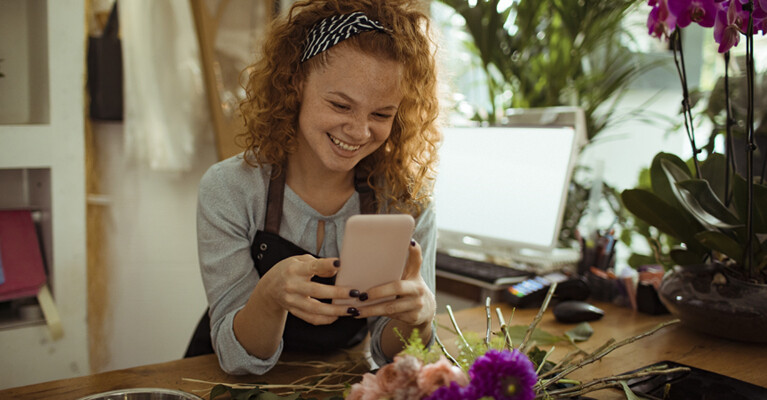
[{"xmin": 300, "ymin": 12, "xmax": 388, "ymax": 63}]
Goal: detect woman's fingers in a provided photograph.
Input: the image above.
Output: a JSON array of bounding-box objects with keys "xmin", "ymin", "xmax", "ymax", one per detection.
[
  {"xmin": 401, "ymin": 239, "xmax": 423, "ymax": 280},
  {"xmin": 353, "ymin": 278, "xmax": 436, "ymax": 325},
  {"xmin": 268, "ymin": 255, "xmax": 365, "ymax": 324}
]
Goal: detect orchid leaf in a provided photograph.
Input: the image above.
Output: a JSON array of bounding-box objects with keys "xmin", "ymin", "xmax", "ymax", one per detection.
[
  {"xmin": 621, "ymin": 189, "xmax": 705, "ymax": 253},
  {"xmin": 732, "ymin": 173, "xmax": 767, "ymax": 234},
  {"xmin": 660, "ymin": 159, "xmax": 727, "ymax": 232},
  {"xmin": 670, "ymin": 248, "xmax": 706, "ymax": 266},
  {"xmin": 695, "ymin": 231, "xmax": 744, "ymax": 265},
  {"xmin": 699, "ymin": 153, "xmax": 728, "ymax": 202},
  {"xmin": 651, "ymin": 153, "xmax": 691, "ymax": 210},
  {"xmin": 675, "ymin": 179, "xmax": 742, "ymax": 229}
]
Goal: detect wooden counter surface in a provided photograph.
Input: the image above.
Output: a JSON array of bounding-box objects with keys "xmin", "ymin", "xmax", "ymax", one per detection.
[{"xmin": 2, "ymin": 301, "xmax": 765, "ymax": 399}]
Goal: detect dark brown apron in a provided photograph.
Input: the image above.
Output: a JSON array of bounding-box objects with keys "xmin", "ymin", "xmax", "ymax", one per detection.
[{"xmin": 185, "ymin": 166, "xmax": 377, "ymax": 357}]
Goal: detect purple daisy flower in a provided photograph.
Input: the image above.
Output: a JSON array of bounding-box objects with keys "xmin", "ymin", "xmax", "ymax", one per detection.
[
  {"xmin": 466, "ymin": 349, "xmax": 538, "ymax": 400},
  {"xmin": 425, "ymin": 381, "xmax": 476, "ymax": 400}
]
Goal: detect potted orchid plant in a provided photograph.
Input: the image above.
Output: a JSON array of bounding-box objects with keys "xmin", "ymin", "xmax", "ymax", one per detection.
[{"xmin": 621, "ymin": 0, "xmax": 767, "ymax": 343}]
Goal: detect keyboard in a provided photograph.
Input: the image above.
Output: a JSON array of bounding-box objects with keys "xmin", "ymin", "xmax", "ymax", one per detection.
[{"xmin": 436, "ymin": 251, "xmax": 531, "ymax": 285}]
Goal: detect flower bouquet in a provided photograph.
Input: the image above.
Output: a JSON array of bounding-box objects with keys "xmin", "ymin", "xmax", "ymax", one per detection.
[
  {"xmin": 194, "ymin": 285, "xmax": 682, "ymax": 400},
  {"xmin": 343, "ymin": 286, "xmax": 681, "ymax": 400}
]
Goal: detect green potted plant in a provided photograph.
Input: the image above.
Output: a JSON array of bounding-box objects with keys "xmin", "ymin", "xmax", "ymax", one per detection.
[
  {"xmin": 621, "ymin": 0, "xmax": 767, "ymax": 343},
  {"xmin": 435, "ymin": 0, "xmax": 650, "ymax": 247}
]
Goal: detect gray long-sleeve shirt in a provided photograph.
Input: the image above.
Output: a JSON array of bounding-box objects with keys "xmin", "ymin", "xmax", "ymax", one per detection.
[{"xmin": 196, "ymin": 154, "xmax": 436, "ymax": 375}]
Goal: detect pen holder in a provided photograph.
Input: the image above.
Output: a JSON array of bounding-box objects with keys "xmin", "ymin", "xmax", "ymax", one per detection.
[
  {"xmin": 585, "ymin": 270, "xmax": 629, "ymax": 307},
  {"xmin": 636, "ymin": 282, "xmax": 669, "ymax": 315}
]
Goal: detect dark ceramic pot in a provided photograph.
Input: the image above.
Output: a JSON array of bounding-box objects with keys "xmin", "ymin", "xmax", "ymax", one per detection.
[{"xmin": 658, "ymin": 263, "xmax": 767, "ymax": 343}]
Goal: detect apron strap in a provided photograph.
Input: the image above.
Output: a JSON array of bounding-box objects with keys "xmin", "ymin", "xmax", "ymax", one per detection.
[
  {"xmin": 264, "ymin": 165, "xmax": 286, "ymax": 234},
  {"xmin": 354, "ymin": 168, "xmax": 377, "ymax": 215},
  {"xmin": 264, "ymin": 164, "xmax": 379, "ymax": 234}
]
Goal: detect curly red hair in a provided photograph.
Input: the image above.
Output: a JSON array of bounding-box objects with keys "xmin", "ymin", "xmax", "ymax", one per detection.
[{"xmin": 239, "ymin": 0, "xmax": 441, "ymax": 215}]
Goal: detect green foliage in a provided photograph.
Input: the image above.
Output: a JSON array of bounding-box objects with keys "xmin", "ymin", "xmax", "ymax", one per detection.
[
  {"xmin": 436, "ymin": 0, "xmax": 654, "ymax": 247},
  {"xmin": 564, "ymin": 322, "xmax": 594, "ymax": 343},
  {"xmin": 701, "ymin": 67, "xmax": 767, "ymax": 150},
  {"xmin": 395, "ymin": 327, "xmax": 443, "ymax": 364},
  {"xmin": 436, "ymin": 0, "xmax": 648, "ymax": 139},
  {"xmin": 620, "ymin": 152, "xmax": 767, "ymax": 281}
]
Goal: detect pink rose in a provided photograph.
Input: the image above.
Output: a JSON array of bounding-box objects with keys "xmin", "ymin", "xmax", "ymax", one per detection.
[
  {"xmin": 417, "ymin": 356, "xmax": 469, "ymax": 396},
  {"xmin": 346, "ymin": 372, "xmax": 383, "ymax": 400},
  {"xmin": 376, "ymin": 355, "xmax": 423, "ymax": 395}
]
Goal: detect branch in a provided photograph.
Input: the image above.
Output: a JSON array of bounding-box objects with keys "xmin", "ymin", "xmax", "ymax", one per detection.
[
  {"xmin": 539, "ymin": 319, "xmax": 680, "ymax": 390},
  {"xmin": 519, "ymin": 282, "xmax": 558, "ymax": 352}
]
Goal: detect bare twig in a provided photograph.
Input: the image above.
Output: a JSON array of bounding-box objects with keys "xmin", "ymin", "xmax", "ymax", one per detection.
[
  {"xmin": 433, "ymin": 329, "xmax": 460, "ymax": 366},
  {"xmin": 537, "ymin": 348, "xmax": 587, "ymax": 379},
  {"xmin": 539, "ymin": 319, "xmax": 680, "ymax": 390},
  {"xmin": 495, "ymin": 307, "xmax": 513, "ymax": 349},
  {"xmin": 484, "ymin": 297, "xmax": 492, "ymax": 345},
  {"xmin": 519, "ymin": 282, "xmax": 558, "ymax": 351},
  {"xmin": 537, "ymin": 366, "xmax": 690, "ymax": 398},
  {"xmin": 535, "ymin": 346, "xmax": 556, "ymax": 376},
  {"xmin": 446, "ymin": 305, "xmax": 475, "ymax": 357}
]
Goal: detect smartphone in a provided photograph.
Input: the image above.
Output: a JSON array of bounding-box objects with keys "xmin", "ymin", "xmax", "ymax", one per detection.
[{"xmin": 333, "ymin": 214, "xmax": 415, "ymax": 306}]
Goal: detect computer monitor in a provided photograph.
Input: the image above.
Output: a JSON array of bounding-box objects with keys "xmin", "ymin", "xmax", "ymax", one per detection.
[{"xmin": 434, "ymin": 107, "xmax": 586, "ymax": 265}]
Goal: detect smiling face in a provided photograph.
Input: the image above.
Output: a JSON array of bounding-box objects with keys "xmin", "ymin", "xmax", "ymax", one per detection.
[{"xmin": 294, "ymin": 44, "xmax": 404, "ymax": 177}]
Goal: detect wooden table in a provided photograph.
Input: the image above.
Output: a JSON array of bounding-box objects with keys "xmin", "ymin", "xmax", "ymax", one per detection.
[{"xmin": 2, "ymin": 301, "xmax": 765, "ymax": 399}]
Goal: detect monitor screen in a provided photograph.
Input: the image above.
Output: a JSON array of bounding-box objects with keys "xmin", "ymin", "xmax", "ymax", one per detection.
[{"xmin": 434, "ymin": 107, "xmax": 585, "ymax": 260}]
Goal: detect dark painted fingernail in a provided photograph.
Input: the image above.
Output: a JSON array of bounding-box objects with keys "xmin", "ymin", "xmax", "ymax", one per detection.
[
  {"xmin": 349, "ymin": 289, "xmax": 360, "ymax": 297},
  {"xmin": 358, "ymin": 292, "xmax": 369, "ymax": 301},
  {"xmin": 333, "ymin": 259, "xmax": 340, "ymax": 268},
  {"xmin": 347, "ymin": 307, "xmax": 359, "ymax": 315},
  {"xmin": 410, "ymin": 239, "xmax": 416, "ymax": 247}
]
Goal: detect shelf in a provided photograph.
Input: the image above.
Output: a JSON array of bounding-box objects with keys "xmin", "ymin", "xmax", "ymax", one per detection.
[
  {"xmin": 0, "ymin": 169, "xmax": 53, "ymax": 320},
  {"xmin": 0, "ymin": 298, "xmax": 46, "ymax": 330},
  {"xmin": 0, "ymin": 0, "xmax": 88, "ymax": 388}
]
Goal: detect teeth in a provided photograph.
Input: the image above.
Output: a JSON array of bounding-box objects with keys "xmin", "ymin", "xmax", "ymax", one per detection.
[{"xmin": 329, "ymin": 134, "xmax": 361, "ymax": 151}]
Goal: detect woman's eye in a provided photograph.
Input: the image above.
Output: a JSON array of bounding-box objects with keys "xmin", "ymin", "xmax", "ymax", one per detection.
[
  {"xmin": 373, "ymin": 112, "xmax": 393, "ymax": 119},
  {"xmin": 331, "ymin": 102, "xmax": 350, "ymax": 110}
]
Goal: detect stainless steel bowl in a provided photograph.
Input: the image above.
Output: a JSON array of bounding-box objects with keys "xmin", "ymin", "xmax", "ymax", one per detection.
[{"xmin": 76, "ymin": 388, "xmax": 204, "ymax": 400}]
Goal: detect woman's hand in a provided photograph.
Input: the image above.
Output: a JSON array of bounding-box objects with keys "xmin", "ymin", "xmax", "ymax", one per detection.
[
  {"xmin": 255, "ymin": 255, "xmax": 357, "ymax": 325},
  {"xmin": 355, "ymin": 240, "xmax": 436, "ymax": 326},
  {"xmin": 234, "ymin": 255, "xmax": 357, "ymax": 359}
]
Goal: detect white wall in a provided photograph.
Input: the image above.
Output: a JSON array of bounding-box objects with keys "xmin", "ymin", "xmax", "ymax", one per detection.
[
  {"xmin": 93, "ymin": 122, "xmax": 217, "ymax": 372},
  {"xmin": 0, "ymin": 0, "xmax": 89, "ymax": 389}
]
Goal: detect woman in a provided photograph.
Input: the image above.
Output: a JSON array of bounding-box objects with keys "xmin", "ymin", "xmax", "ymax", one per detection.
[{"xmin": 196, "ymin": 0, "xmax": 441, "ymax": 375}]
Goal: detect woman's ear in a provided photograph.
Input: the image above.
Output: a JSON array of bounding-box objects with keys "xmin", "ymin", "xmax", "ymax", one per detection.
[{"xmin": 293, "ymin": 73, "xmax": 305, "ymax": 101}]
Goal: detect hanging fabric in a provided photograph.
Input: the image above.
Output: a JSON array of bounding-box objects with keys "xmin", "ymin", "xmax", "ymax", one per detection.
[{"xmin": 120, "ymin": 0, "xmax": 209, "ymax": 172}]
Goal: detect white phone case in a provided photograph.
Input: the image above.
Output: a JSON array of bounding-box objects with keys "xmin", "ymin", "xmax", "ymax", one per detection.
[{"xmin": 333, "ymin": 214, "xmax": 415, "ymax": 306}]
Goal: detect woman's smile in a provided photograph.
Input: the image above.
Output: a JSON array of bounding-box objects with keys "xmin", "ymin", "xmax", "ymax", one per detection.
[{"xmin": 327, "ymin": 133, "xmax": 362, "ymax": 152}]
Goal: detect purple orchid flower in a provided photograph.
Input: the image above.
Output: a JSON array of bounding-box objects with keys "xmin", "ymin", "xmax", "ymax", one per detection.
[
  {"xmin": 755, "ymin": 0, "xmax": 767, "ymax": 34},
  {"xmin": 714, "ymin": 0, "xmax": 749, "ymax": 52},
  {"xmin": 669, "ymin": 0, "xmax": 719, "ymax": 27},
  {"xmin": 648, "ymin": 0, "xmax": 678, "ymax": 39}
]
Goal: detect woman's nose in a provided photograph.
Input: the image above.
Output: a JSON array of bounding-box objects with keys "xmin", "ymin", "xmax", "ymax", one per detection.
[{"xmin": 343, "ymin": 114, "xmax": 371, "ymax": 139}]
